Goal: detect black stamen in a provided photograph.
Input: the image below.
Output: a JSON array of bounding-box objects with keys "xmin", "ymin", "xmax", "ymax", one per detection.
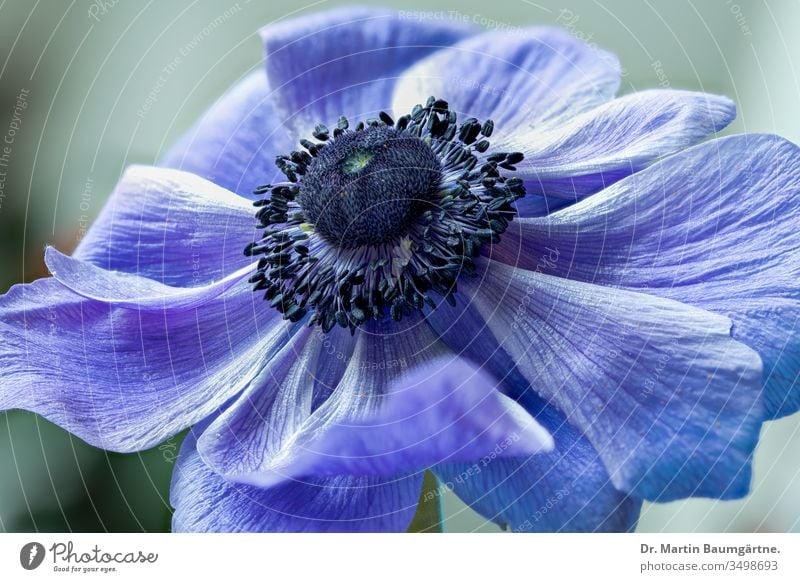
[{"xmin": 245, "ymin": 98, "xmax": 526, "ymax": 331}]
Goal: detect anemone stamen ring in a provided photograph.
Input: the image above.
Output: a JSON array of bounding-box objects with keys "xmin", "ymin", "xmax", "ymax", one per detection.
[{"xmin": 245, "ymin": 97, "xmax": 526, "ymax": 332}]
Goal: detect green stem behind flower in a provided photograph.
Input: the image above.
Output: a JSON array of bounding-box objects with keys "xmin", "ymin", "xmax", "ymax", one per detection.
[{"xmin": 407, "ymin": 470, "xmax": 443, "ymax": 533}]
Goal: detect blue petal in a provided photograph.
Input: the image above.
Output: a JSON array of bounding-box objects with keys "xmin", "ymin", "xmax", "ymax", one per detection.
[
  {"xmin": 435, "ymin": 388, "xmax": 641, "ymax": 532},
  {"xmin": 196, "ymin": 316, "xmax": 549, "ymax": 486},
  {"xmin": 393, "ymin": 27, "xmax": 620, "ymax": 130},
  {"xmin": 427, "ymin": 261, "xmax": 763, "ymax": 501},
  {"xmin": 0, "ymin": 274, "xmax": 293, "ymax": 452},
  {"xmin": 45, "ymin": 247, "xmax": 254, "ymax": 310},
  {"xmin": 280, "ymin": 355, "xmax": 552, "ymax": 479},
  {"xmin": 196, "ymin": 324, "xmax": 357, "ymax": 487},
  {"xmin": 73, "ymin": 166, "xmax": 256, "ymax": 287},
  {"xmin": 426, "ymin": 305, "xmax": 640, "ymax": 531},
  {"xmin": 171, "ymin": 425, "xmax": 422, "ymax": 532},
  {"xmin": 392, "ymin": 31, "xmax": 731, "ymax": 203},
  {"xmin": 499, "ymin": 90, "xmax": 735, "ymax": 199},
  {"xmin": 160, "ymin": 70, "xmax": 295, "ymax": 197},
  {"xmin": 513, "ymin": 194, "xmax": 573, "ymax": 219},
  {"xmin": 495, "ymin": 134, "xmax": 800, "ymax": 418},
  {"xmin": 261, "ymin": 7, "xmax": 472, "ymax": 135}
]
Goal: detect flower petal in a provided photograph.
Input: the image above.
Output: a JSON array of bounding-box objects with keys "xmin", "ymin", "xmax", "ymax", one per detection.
[
  {"xmin": 277, "ymin": 355, "xmax": 552, "ymax": 480},
  {"xmin": 261, "ymin": 7, "xmax": 472, "ymax": 134},
  {"xmin": 494, "ymin": 134, "xmax": 800, "ymax": 418},
  {"xmin": 424, "ymin": 313, "xmax": 640, "ymax": 531},
  {"xmin": 160, "ymin": 70, "xmax": 295, "ymax": 197},
  {"xmin": 45, "ymin": 247, "xmax": 255, "ymax": 310},
  {"xmin": 428, "ymin": 261, "xmax": 763, "ymax": 501},
  {"xmin": 198, "ymin": 318, "xmax": 538, "ymax": 487},
  {"xmin": 172, "ymin": 426, "xmax": 421, "ymax": 532},
  {"xmin": 0, "ymin": 275, "xmax": 293, "ymax": 452},
  {"xmin": 392, "ymin": 27, "xmax": 620, "ymax": 131},
  {"xmin": 74, "ymin": 165, "xmax": 256, "ymax": 287},
  {"xmin": 501, "ymin": 90, "xmax": 735, "ymax": 200},
  {"xmin": 196, "ymin": 324, "xmax": 356, "ymax": 486},
  {"xmin": 435, "ymin": 390, "xmax": 641, "ymax": 532}
]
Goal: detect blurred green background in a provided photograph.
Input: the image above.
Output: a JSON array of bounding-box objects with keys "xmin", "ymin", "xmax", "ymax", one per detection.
[{"xmin": 1, "ymin": 0, "xmax": 799, "ymax": 532}]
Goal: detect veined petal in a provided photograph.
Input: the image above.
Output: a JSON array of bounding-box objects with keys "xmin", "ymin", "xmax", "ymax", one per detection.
[
  {"xmin": 500, "ymin": 90, "xmax": 735, "ymax": 200},
  {"xmin": 392, "ymin": 27, "xmax": 620, "ymax": 131},
  {"xmin": 160, "ymin": 70, "xmax": 295, "ymax": 197},
  {"xmin": 74, "ymin": 165, "xmax": 256, "ymax": 287},
  {"xmin": 425, "ymin": 310, "xmax": 640, "ymax": 531},
  {"xmin": 45, "ymin": 247, "xmax": 255, "ymax": 310},
  {"xmin": 197, "ymin": 318, "xmax": 531, "ymax": 487},
  {"xmin": 172, "ymin": 426, "xmax": 421, "ymax": 532},
  {"xmin": 495, "ymin": 134, "xmax": 800, "ymax": 417},
  {"xmin": 429, "ymin": 261, "xmax": 763, "ymax": 501},
  {"xmin": 435, "ymin": 388, "xmax": 641, "ymax": 532},
  {"xmin": 278, "ymin": 356, "xmax": 552, "ymax": 479},
  {"xmin": 196, "ymin": 324, "xmax": 357, "ymax": 487},
  {"xmin": 0, "ymin": 275, "xmax": 294, "ymax": 452},
  {"xmin": 261, "ymin": 7, "xmax": 472, "ymax": 135}
]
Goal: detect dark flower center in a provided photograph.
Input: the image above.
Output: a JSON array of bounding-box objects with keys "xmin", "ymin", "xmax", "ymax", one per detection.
[
  {"xmin": 245, "ymin": 97, "xmax": 526, "ymax": 332},
  {"xmin": 298, "ymin": 125, "xmax": 442, "ymax": 248}
]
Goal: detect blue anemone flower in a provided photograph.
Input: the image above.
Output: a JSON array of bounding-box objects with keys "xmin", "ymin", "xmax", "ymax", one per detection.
[{"xmin": 2, "ymin": 7, "xmax": 799, "ymax": 533}]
